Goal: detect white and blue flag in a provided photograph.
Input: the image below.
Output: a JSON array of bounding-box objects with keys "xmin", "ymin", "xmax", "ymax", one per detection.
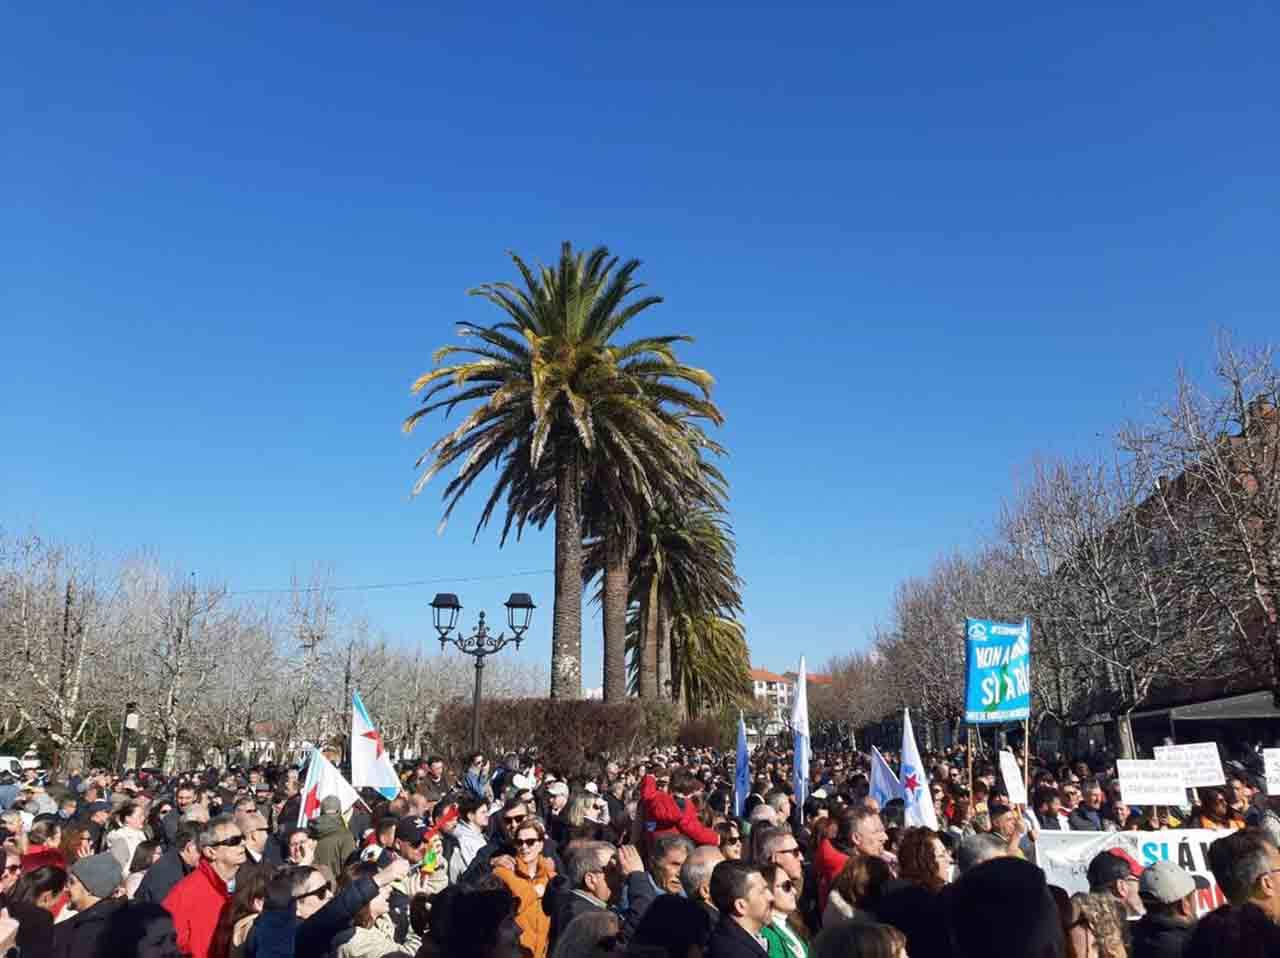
[
  {"xmin": 792, "ymin": 657, "xmax": 810, "ymax": 808},
  {"xmin": 351, "ymin": 690, "xmax": 401, "ymax": 800},
  {"xmin": 734, "ymin": 710, "xmax": 750, "ymax": 817},
  {"xmin": 870, "ymin": 745, "xmax": 905, "ymax": 808},
  {"xmin": 900, "ymin": 707, "xmax": 938, "ymax": 829}
]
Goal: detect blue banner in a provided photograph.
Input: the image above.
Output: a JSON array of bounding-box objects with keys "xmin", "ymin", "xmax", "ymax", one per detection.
[{"xmin": 963, "ymin": 617, "xmax": 1031, "ymax": 724}]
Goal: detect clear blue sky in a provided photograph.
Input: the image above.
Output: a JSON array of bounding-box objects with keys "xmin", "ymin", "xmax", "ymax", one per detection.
[{"xmin": 4, "ymin": 3, "xmax": 1278, "ymax": 686}]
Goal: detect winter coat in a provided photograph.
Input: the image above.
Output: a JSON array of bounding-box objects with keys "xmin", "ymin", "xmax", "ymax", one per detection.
[
  {"xmin": 639, "ymin": 774, "xmax": 720, "ymax": 851},
  {"xmin": 336, "ymin": 922, "xmax": 402, "ymax": 958},
  {"xmin": 494, "ymin": 855, "xmax": 556, "ymax": 958},
  {"xmin": 245, "ymin": 875, "xmax": 381, "ymax": 958},
  {"xmin": 51, "ymin": 896, "xmax": 127, "ymax": 958},
  {"xmin": 708, "ymin": 918, "xmax": 770, "ymax": 958},
  {"xmin": 108, "ymin": 824, "xmax": 149, "ymax": 872},
  {"xmin": 447, "ymin": 820, "xmax": 489, "ymax": 883},
  {"xmin": 313, "ymin": 812, "xmax": 357, "ymax": 881},
  {"xmin": 163, "ymin": 859, "xmax": 233, "ymax": 958},
  {"xmin": 1132, "ymin": 912, "xmax": 1197, "ymax": 958},
  {"xmin": 135, "ymin": 845, "xmax": 191, "ymax": 904},
  {"xmin": 762, "ymin": 917, "xmax": 808, "ymax": 958}
]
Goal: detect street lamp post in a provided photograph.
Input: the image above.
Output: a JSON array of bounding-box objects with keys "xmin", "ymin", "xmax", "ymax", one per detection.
[
  {"xmin": 430, "ymin": 593, "xmax": 535, "ymax": 753},
  {"xmin": 117, "ymin": 702, "xmax": 139, "ymax": 776}
]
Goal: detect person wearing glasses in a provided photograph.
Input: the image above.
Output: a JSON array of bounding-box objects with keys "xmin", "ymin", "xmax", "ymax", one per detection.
[
  {"xmin": 283, "ymin": 826, "xmax": 316, "ymax": 866},
  {"xmin": 716, "ymin": 822, "xmax": 744, "ymax": 861},
  {"xmin": 161, "ymin": 814, "xmax": 246, "ymax": 958},
  {"xmin": 760, "ymin": 863, "xmax": 810, "ymax": 957},
  {"xmin": 493, "ymin": 816, "xmax": 556, "ymax": 958},
  {"xmin": 1086, "ymin": 848, "xmax": 1146, "ymax": 920},
  {"xmin": 244, "ymin": 854, "xmax": 409, "ymax": 957}
]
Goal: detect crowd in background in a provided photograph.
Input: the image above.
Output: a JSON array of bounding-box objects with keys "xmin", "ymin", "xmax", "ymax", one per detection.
[{"xmin": 2, "ymin": 739, "xmax": 1280, "ymax": 957}]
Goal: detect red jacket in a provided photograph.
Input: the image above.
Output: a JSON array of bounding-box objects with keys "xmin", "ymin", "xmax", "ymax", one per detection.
[
  {"xmin": 639, "ymin": 775, "xmax": 720, "ymax": 849},
  {"xmin": 814, "ymin": 836, "xmax": 848, "ymax": 912},
  {"xmin": 162, "ymin": 859, "xmax": 231, "ymax": 958}
]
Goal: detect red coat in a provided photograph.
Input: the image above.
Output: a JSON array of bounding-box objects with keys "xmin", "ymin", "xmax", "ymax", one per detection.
[
  {"xmin": 639, "ymin": 775, "xmax": 720, "ymax": 849},
  {"xmin": 814, "ymin": 836, "xmax": 849, "ymax": 912},
  {"xmin": 162, "ymin": 859, "xmax": 231, "ymax": 958}
]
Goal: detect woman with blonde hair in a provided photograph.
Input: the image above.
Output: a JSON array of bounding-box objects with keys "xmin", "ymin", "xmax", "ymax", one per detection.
[{"xmin": 1067, "ymin": 893, "xmax": 1128, "ymax": 958}]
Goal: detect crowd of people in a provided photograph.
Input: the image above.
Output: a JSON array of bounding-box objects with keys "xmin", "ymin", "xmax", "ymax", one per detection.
[{"xmin": 0, "ymin": 740, "xmax": 1279, "ymax": 957}]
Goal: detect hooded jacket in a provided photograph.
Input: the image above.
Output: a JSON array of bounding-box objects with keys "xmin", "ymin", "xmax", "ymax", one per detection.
[
  {"xmin": 312, "ymin": 811, "xmax": 356, "ymax": 880},
  {"xmin": 639, "ymin": 774, "xmax": 720, "ymax": 850}
]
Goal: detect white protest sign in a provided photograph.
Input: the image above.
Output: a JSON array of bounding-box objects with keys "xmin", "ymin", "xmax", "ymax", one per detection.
[
  {"xmin": 1265, "ymin": 749, "xmax": 1280, "ymax": 796},
  {"xmin": 998, "ymin": 749, "xmax": 1028, "ymax": 805},
  {"xmin": 1037, "ymin": 829, "xmax": 1227, "ymax": 916},
  {"xmin": 1117, "ymin": 759, "xmax": 1189, "ymax": 806},
  {"xmin": 1153, "ymin": 743, "xmax": 1225, "ymax": 788}
]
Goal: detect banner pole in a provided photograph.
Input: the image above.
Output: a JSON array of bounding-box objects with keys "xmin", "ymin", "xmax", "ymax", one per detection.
[
  {"xmin": 1023, "ymin": 716, "xmax": 1032, "ymax": 795},
  {"xmin": 967, "ymin": 724, "xmax": 974, "ymax": 794}
]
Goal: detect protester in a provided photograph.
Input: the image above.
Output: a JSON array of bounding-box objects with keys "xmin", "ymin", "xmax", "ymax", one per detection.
[
  {"xmin": 108, "ymin": 801, "xmax": 151, "ymax": 873},
  {"xmin": 895, "ymin": 827, "xmax": 949, "ymax": 892},
  {"xmin": 760, "ymin": 863, "xmax": 809, "ymax": 957},
  {"xmin": 708, "ymin": 860, "xmax": 774, "ymax": 958},
  {"xmin": 810, "ymin": 921, "xmax": 906, "ymax": 958},
  {"xmin": 101, "ymin": 900, "xmax": 187, "ymax": 958},
  {"xmin": 163, "ymin": 814, "xmax": 246, "ymax": 958},
  {"xmin": 2, "ymin": 863, "xmax": 60, "ymax": 955},
  {"xmin": 52, "ymin": 852, "xmax": 127, "ymax": 958},
  {"xmin": 137, "ymin": 821, "xmax": 201, "ymax": 905},
  {"xmin": 546, "ymin": 841, "xmax": 653, "ymax": 944},
  {"xmin": 1070, "ymin": 893, "xmax": 1129, "ymax": 958},
  {"xmin": 1087, "ymin": 848, "xmax": 1146, "ymax": 919},
  {"xmin": 313, "ymin": 794, "xmax": 357, "ymax": 880},
  {"xmin": 1191, "ymin": 787, "xmax": 1247, "ymax": 831},
  {"xmin": 493, "ymin": 815, "xmax": 556, "ymax": 958},
  {"xmin": 125, "ymin": 840, "xmax": 162, "ymax": 898},
  {"xmin": 1068, "ymin": 780, "xmax": 1106, "ymax": 832},
  {"xmin": 627, "ymin": 894, "xmax": 714, "ymax": 958},
  {"xmin": 650, "ymin": 834, "xmax": 694, "ymax": 896},
  {"xmin": 946, "ymin": 857, "xmax": 1065, "ymax": 958},
  {"xmin": 334, "ymin": 860, "xmax": 401, "ymax": 958},
  {"xmin": 682, "ymin": 844, "xmax": 725, "ymax": 924},
  {"xmin": 449, "ymin": 793, "xmax": 493, "ymax": 882},
  {"xmin": 549, "ymin": 911, "xmax": 622, "ymax": 958},
  {"xmin": 1130, "ymin": 860, "xmax": 1209, "ymax": 958},
  {"xmin": 717, "ymin": 822, "xmax": 744, "ymax": 861}
]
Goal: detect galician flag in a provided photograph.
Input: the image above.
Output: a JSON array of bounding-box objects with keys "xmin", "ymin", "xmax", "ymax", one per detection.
[
  {"xmin": 900, "ymin": 707, "xmax": 938, "ymax": 829},
  {"xmin": 792, "ymin": 657, "xmax": 810, "ymax": 808},
  {"xmin": 734, "ymin": 710, "xmax": 750, "ymax": 817},
  {"xmin": 351, "ymin": 690, "xmax": 401, "ymax": 800},
  {"xmin": 870, "ymin": 745, "xmax": 905, "ymax": 809},
  {"xmin": 296, "ymin": 749, "xmax": 361, "ymax": 828}
]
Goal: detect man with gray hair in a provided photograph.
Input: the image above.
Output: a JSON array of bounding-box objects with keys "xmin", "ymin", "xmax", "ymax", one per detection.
[
  {"xmin": 163, "ymin": 813, "xmax": 246, "ymax": 958},
  {"xmin": 682, "ymin": 844, "xmax": 725, "ymax": 921},
  {"xmin": 1206, "ymin": 828, "xmax": 1280, "ymax": 917},
  {"xmin": 955, "ymin": 833, "xmax": 1008, "ymax": 874},
  {"xmin": 650, "ymin": 833, "xmax": 693, "ymax": 895},
  {"xmin": 547, "ymin": 841, "xmax": 655, "ymax": 945}
]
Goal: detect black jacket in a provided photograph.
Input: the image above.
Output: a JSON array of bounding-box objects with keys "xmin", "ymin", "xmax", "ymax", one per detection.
[
  {"xmin": 245, "ymin": 875, "xmax": 380, "ymax": 958},
  {"xmin": 545, "ymin": 871, "xmax": 657, "ymax": 945},
  {"xmin": 1067, "ymin": 807, "xmax": 1104, "ymax": 831},
  {"xmin": 1132, "ymin": 911, "xmax": 1197, "ymax": 958},
  {"xmin": 708, "ymin": 918, "xmax": 769, "ymax": 958},
  {"xmin": 134, "ymin": 846, "xmax": 191, "ymax": 904},
  {"xmin": 51, "ymin": 897, "xmax": 127, "ymax": 958}
]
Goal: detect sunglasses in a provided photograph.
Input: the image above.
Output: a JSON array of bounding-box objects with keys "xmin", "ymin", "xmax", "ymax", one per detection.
[
  {"xmin": 723, "ymin": 836, "xmax": 742, "ymax": 845},
  {"xmin": 209, "ymin": 834, "xmax": 245, "ymax": 848},
  {"xmin": 515, "ymin": 837, "xmax": 541, "ymax": 848},
  {"xmin": 293, "ymin": 883, "xmax": 331, "ymax": 903},
  {"xmin": 775, "ymin": 879, "xmax": 796, "ymax": 893},
  {"xmin": 3, "ymin": 864, "xmax": 19, "ymax": 875},
  {"xmin": 775, "ymin": 846, "xmax": 802, "ymax": 857},
  {"xmin": 503, "ymin": 814, "xmax": 526, "ymax": 826}
]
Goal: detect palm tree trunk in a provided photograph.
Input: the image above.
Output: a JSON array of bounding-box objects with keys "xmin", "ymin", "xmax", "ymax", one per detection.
[
  {"xmin": 640, "ymin": 576, "xmax": 659, "ymax": 700},
  {"xmin": 602, "ymin": 530, "xmax": 629, "ymax": 703},
  {"xmin": 656, "ymin": 594, "xmax": 672, "ymax": 701},
  {"xmin": 550, "ymin": 435, "xmax": 583, "ymax": 700}
]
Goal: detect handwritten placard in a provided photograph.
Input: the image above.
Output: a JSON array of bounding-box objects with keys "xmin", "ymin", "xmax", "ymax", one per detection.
[
  {"xmin": 1153, "ymin": 743, "xmax": 1225, "ymax": 788},
  {"xmin": 998, "ymin": 749, "xmax": 1028, "ymax": 805},
  {"xmin": 1264, "ymin": 749, "xmax": 1280, "ymax": 797},
  {"xmin": 1117, "ymin": 759, "xmax": 1189, "ymax": 806}
]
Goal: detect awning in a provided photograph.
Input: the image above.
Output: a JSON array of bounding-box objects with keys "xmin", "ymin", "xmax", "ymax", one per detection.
[{"xmin": 1133, "ymin": 690, "xmax": 1280, "ymax": 723}]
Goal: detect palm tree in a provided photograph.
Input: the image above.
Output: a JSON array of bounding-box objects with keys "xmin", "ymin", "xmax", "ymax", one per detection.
[
  {"xmin": 403, "ymin": 243, "xmax": 719, "ymax": 699},
  {"xmin": 582, "ymin": 423, "xmax": 727, "ymax": 702},
  {"xmin": 626, "ymin": 503, "xmax": 744, "ymax": 704},
  {"xmin": 671, "ymin": 612, "xmax": 752, "ymax": 716}
]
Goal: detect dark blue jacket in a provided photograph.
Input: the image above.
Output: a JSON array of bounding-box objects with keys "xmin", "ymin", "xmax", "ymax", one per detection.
[
  {"xmin": 245, "ymin": 875, "xmax": 379, "ymax": 958},
  {"xmin": 134, "ymin": 846, "xmax": 191, "ymax": 904}
]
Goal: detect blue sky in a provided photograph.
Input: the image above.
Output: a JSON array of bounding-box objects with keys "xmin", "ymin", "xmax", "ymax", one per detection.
[{"xmin": 4, "ymin": 2, "xmax": 1278, "ymax": 686}]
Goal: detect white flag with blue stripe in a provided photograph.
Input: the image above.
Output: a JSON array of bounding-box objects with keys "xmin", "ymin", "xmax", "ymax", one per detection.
[
  {"xmin": 734, "ymin": 710, "xmax": 750, "ymax": 817},
  {"xmin": 792, "ymin": 657, "xmax": 810, "ymax": 808},
  {"xmin": 351, "ymin": 690, "xmax": 401, "ymax": 799}
]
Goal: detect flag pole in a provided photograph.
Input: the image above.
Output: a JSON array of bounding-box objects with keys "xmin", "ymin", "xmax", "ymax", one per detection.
[
  {"xmin": 966, "ymin": 724, "xmax": 974, "ymax": 793},
  {"xmin": 1023, "ymin": 716, "xmax": 1032, "ymax": 794}
]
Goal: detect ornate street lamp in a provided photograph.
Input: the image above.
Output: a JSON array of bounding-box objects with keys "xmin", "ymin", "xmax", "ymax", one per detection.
[{"xmin": 431, "ymin": 593, "xmax": 535, "ymax": 751}]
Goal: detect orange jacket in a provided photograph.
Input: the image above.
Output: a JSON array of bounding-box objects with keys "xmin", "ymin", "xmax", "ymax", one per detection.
[{"xmin": 494, "ymin": 855, "xmax": 556, "ymax": 958}]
